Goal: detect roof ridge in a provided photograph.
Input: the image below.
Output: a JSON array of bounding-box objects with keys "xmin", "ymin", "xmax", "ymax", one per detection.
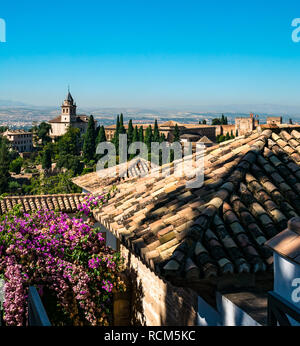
[{"xmin": 2, "ymin": 193, "xmax": 86, "ymax": 200}]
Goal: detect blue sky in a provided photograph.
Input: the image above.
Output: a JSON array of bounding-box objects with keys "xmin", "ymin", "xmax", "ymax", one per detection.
[{"xmin": 1, "ymin": 0, "xmax": 300, "ymax": 108}]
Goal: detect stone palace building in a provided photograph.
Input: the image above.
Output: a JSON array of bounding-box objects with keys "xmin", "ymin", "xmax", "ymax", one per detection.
[{"xmin": 49, "ymin": 90, "xmax": 96, "ymax": 138}]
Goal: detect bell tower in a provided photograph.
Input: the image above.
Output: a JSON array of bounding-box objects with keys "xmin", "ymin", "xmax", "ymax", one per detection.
[{"xmin": 61, "ymin": 88, "xmax": 77, "ymax": 123}]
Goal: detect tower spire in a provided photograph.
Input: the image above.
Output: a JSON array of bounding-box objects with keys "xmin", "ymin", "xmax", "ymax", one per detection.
[{"xmin": 65, "ymin": 86, "xmax": 74, "ymax": 104}]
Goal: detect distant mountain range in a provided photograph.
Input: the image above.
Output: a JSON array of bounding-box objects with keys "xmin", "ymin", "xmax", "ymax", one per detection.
[
  {"xmin": 0, "ymin": 100, "xmax": 33, "ymax": 107},
  {"xmin": 0, "ymin": 100, "xmax": 300, "ymax": 128}
]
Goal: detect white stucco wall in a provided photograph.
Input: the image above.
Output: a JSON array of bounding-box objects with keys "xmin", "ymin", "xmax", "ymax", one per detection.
[
  {"xmin": 197, "ymin": 293, "xmax": 263, "ymax": 326},
  {"xmin": 95, "ymin": 222, "xmax": 118, "ymax": 250},
  {"xmin": 273, "ymin": 253, "xmax": 300, "ymax": 326}
]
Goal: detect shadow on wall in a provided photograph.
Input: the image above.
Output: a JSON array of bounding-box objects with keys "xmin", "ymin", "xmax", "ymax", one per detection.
[
  {"xmin": 160, "ymin": 282, "xmax": 198, "ymax": 326},
  {"xmin": 125, "ymin": 252, "xmax": 147, "ymax": 326}
]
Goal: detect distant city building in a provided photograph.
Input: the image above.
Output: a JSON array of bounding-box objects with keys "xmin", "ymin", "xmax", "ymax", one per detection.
[
  {"xmin": 49, "ymin": 90, "xmax": 96, "ymax": 138},
  {"xmin": 105, "ymin": 123, "xmax": 153, "ymax": 141},
  {"xmin": 235, "ymin": 113, "xmax": 259, "ymax": 136},
  {"xmin": 267, "ymin": 116, "xmax": 283, "ymax": 125},
  {"xmin": 197, "ymin": 136, "xmax": 214, "ymax": 147},
  {"xmin": 3, "ymin": 129, "xmax": 33, "ymax": 153},
  {"xmin": 105, "ymin": 120, "xmax": 217, "ymax": 142}
]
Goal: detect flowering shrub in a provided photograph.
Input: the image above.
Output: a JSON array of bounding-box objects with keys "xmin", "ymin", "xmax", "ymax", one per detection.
[
  {"xmin": 77, "ymin": 194, "xmax": 107, "ymax": 217},
  {"xmin": 0, "ymin": 192, "xmax": 125, "ymax": 326}
]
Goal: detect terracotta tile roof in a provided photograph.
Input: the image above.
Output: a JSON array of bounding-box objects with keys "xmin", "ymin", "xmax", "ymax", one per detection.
[
  {"xmin": 160, "ymin": 120, "xmax": 184, "ymax": 127},
  {"xmin": 197, "ymin": 136, "xmax": 213, "ymax": 144},
  {"xmin": 49, "ymin": 115, "xmax": 63, "ymax": 123},
  {"xmin": 49, "ymin": 115, "xmax": 90, "ymax": 124},
  {"xmin": 0, "ymin": 194, "xmax": 85, "ymax": 215},
  {"xmin": 75, "ymin": 127, "xmax": 300, "ymax": 283},
  {"xmin": 72, "ymin": 157, "xmax": 154, "ymax": 194}
]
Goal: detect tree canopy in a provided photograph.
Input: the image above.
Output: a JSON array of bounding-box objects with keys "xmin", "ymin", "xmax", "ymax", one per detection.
[
  {"xmin": 0, "ymin": 141, "xmax": 11, "ymax": 194},
  {"xmin": 83, "ymin": 115, "xmax": 96, "ymax": 162}
]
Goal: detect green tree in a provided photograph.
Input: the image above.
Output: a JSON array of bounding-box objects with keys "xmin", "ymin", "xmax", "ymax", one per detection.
[
  {"xmin": 36, "ymin": 122, "xmax": 51, "ymax": 145},
  {"xmin": 116, "ymin": 115, "xmax": 120, "ymax": 134},
  {"xmin": 10, "ymin": 157, "xmax": 24, "ymax": 174},
  {"xmin": 219, "ymin": 135, "xmax": 225, "ymax": 143},
  {"xmin": 8, "ymin": 181, "xmax": 21, "ymax": 193},
  {"xmin": 119, "ymin": 113, "xmax": 126, "ymax": 134},
  {"xmin": 112, "ymin": 115, "xmax": 120, "ymax": 153},
  {"xmin": 83, "ymin": 115, "xmax": 96, "ymax": 162},
  {"xmin": 127, "ymin": 119, "xmax": 134, "ymax": 144},
  {"xmin": 145, "ymin": 125, "xmax": 153, "ymax": 151},
  {"xmin": 132, "ymin": 125, "xmax": 139, "ymax": 143},
  {"xmin": 129, "ymin": 126, "xmax": 139, "ymax": 160},
  {"xmin": 221, "ymin": 114, "xmax": 225, "ymax": 125},
  {"xmin": 225, "ymin": 132, "xmax": 231, "ymax": 141},
  {"xmin": 138, "ymin": 126, "xmax": 144, "ymax": 143},
  {"xmin": 0, "ymin": 141, "xmax": 10, "ymax": 194},
  {"xmin": 95, "ymin": 126, "xmax": 107, "ymax": 162},
  {"xmin": 173, "ymin": 124, "xmax": 181, "ymax": 142},
  {"xmin": 202, "ymin": 119, "xmax": 207, "ymax": 125},
  {"xmin": 58, "ymin": 127, "xmax": 81, "ymax": 157},
  {"xmin": 153, "ymin": 119, "xmax": 160, "ymax": 143},
  {"xmin": 160, "ymin": 133, "xmax": 166, "ymax": 143},
  {"xmin": 0, "ymin": 126, "xmax": 8, "ymax": 133},
  {"xmin": 42, "ymin": 147, "xmax": 52, "ymax": 170},
  {"xmin": 27, "ymin": 171, "xmax": 81, "ymax": 195},
  {"xmin": 230, "ymin": 130, "xmax": 235, "ymax": 139},
  {"xmin": 96, "ymin": 125, "xmax": 107, "ymax": 145},
  {"xmin": 212, "ymin": 118, "xmax": 222, "ymax": 125},
  {"xmin": 57, "ymin": 154, "xmax": 84, "ymax": 176}
]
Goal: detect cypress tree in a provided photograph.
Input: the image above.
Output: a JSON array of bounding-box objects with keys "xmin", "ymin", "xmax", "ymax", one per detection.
[
  {"xmin": 129, "ymin": 126, "xmax": 139, "ymax": 160},
  {"xmin": 219, "ymin": 135, "xmax": 225, "ymax": 142},
  {"xmin": 0, "ymin": 140, "xmax": 10, "ymax": 194},
  {"xmin": 160, "ymin": 133, "xmax": 166, "ymax": 143},
  {"xmin": 145, "ymin": 125, "xmax": 153, "ymax": 151},
  {"xmin": 173, "ymin": 124, "xmax": 181, "ymax": 142},
  {"xmin": 119, "ymin": 113, "xmax": 126, "ymax": 134},
  {"xmin": 221, "ymin": 114, "xmax": 225, "ymax": 125},
  {"xmin": 83, "ymin": 115, "xmax": 96, "ymax": 162},
  {"xmin": 112, "ymin": 115, "xmax": 120, "ymax": 154},
  {"xmin": 96, "ymin": 125, "xmax": 107, "ymax": 145},
  {"xmin": 132, "ymin": 125, "xmax": 139, "ymax": 143},
  {"xmin": 95, "ymin": 125, "xmax": 107, "ymax": 161},
  {"xmin": 42, "ymin": 147, "xmax": 52, "ymax": 170},
  {"xmin": 127, "ymin": 119, "xmax": 134, "ymax": 144},
  {"xmin": 139, "ymin": 126, "xmax": 144, "ymax": 143},
  {"xmin": 116, "ymin": 115, "xmax": 120, "ymax": 134},
  {"xmin": 153, "ymin": 119, "xmax": 160, "ymax": 143}
]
